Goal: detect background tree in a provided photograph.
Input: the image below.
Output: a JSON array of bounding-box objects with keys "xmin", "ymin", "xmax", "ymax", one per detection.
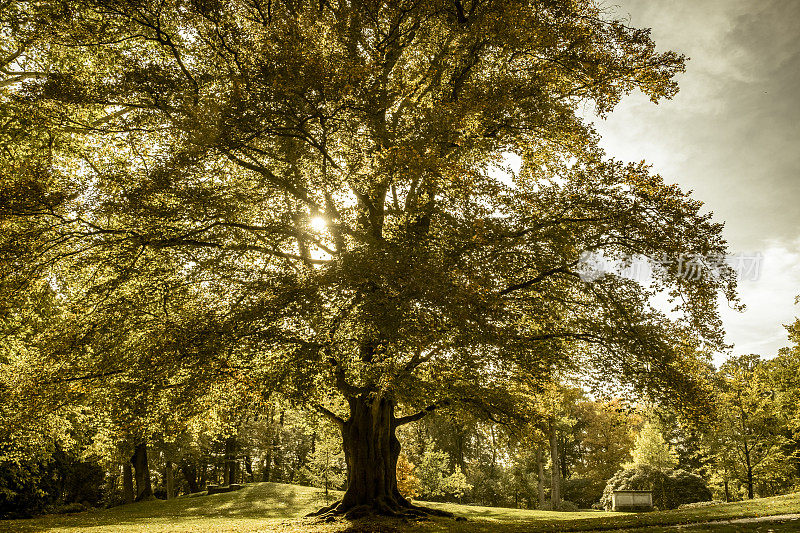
[
  {"xmin": 765, "ymin": 317, "xmax": 800, "ymax": 487},
  {"xmin": 628, "ymin": 421, "xmax": 678, "ymax": 471},
  {"xmin": 413, "ymin": 439, "xmax": 471, "ymax": 501},
  {"xmin": 712, "ymin": 354, "xmax": 794, "ymax": 499},
  {"xmin": 300, "ymin": 427, "xmax": 346, "ymax": 498},
  {"xmin": 395, "ymin": 454, "xmax": 420, "ymax": 500},
  {"xmin": 569, "ymin": 399, "xmax": 639, "ymax": 508}
]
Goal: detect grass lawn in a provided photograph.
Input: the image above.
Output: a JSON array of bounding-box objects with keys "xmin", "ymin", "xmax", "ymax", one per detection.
[{"xmin": 1, "ymin": 482, "xmax": 798, "ymax": 532}]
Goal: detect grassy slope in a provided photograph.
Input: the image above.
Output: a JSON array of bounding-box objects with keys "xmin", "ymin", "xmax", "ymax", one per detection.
[{"xmin": 1, "ymin": 482, "xmax": 798, "ymax": 533}]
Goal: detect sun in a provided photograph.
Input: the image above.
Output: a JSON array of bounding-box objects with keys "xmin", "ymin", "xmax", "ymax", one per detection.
[{"xmin": 310, "ymin": 216, "xmax": 327, "ymax": 232}]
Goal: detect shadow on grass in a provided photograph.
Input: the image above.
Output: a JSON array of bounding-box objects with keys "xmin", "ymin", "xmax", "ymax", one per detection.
[
  {"xmin": 2, "ymin": 485, "xmax": 799, "ymax": 533},
  {"xmin": 1, "ymin": 482, "xmax": 340, "ymax": 532}
]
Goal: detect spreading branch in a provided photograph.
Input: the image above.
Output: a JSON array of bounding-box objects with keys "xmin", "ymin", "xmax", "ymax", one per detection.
[
  {"xmin": 394, "ymin": 400, "xmax": 449, "ymax": 426},
  {"xmin": 312, "ymin": 403, "xmax": 346, "ymax": 427}
]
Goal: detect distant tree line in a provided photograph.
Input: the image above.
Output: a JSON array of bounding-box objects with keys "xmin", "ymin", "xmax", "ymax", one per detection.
[{"xmin": 3, "ymin": 332, "xmax": 798, "ymax": 518}]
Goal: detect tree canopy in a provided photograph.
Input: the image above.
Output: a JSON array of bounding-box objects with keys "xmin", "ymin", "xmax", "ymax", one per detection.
[{"xmin": 1, "ymin": 0, "xmax": 737, "ymax": 516}]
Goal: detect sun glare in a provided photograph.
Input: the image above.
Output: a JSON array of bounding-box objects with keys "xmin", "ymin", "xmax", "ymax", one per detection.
[{"xmin": 310, "ymin": 216, "xmax": 327, "ymax": 232}]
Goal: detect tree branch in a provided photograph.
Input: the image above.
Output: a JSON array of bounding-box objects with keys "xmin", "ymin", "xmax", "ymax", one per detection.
[
  {"xmin": 218, "ymin": 148, "xmax": 323, "ymax": 212},
  {"xmin": 312, "ymin": 403, "xmax": 346, "ymax": 427},
  {"xmin": 327, "ymin": 355, "xmax": 369, "ymax": 397},
  {"xmin": 499, "ymin": 262, "xmax": 579, "ymax": 295},
  {"xmin": 394, "ymin": 400, "xmax": 449, "ymax": 426}
]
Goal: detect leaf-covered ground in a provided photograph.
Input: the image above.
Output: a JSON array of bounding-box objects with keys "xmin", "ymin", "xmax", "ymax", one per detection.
[{"xmin": 2, "ymin": 482, "xmax": 799, "ymax": 532}]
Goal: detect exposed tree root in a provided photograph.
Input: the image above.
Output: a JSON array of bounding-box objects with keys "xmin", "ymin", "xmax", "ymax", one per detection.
[{"xmin": 307, "ymin": 496, "xmax": 457, "ymax": 522}]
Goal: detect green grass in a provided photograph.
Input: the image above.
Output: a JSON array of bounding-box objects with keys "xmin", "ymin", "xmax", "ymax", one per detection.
[
  {"xmin": 1, "ymin": 483, "xmax": 337, "ymax": 533},
  {"xmin": 418, "ymin": 493, "xmax": 800, "ymax": 532},
  {"xmin": 1, "ymin": 483, "xmax": 798, "ymax": 532}
]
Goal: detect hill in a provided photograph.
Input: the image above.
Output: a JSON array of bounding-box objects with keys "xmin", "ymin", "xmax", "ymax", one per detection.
[{"xmin": 1, "ymin": 482, "xmax": 799, "ymax": 532}]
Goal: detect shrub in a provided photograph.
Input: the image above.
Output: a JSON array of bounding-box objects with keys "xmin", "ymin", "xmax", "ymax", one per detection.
[
  {"xmin": 559, "ymin": 500, "xmax": 579, "ymax": 512},
  {"xmin": 0, "ymin": 459, "xmax": 58, "ymax": 518},
  {"xmin": 53, "ymin": 502, "xmax": 87, "ymax": 514},
  {"xmin": 396, "ymin": 454, "xmax": 420, "ymax": 499},
  {"xmin": 0, "ymin": 449, "xmax": 104, "ymax": 518},
  {"xmin": 562, "ymin": 478, "xmax": 603, "ymax": 509},
  {"xmin": 601, "ymin": 464, "xmax": 712, "ymax": 510}
]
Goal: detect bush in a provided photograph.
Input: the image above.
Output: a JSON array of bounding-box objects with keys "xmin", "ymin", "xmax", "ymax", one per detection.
[
  {"xmin": 0, "ymin": 459, "xmax": 58, "ymax": 518},
  {"xmin": 53, "ymin": 502, "xmax": 88, "ymax": 514},
  {"xmin": 601, "ymin": 465, "xmax": 712, "ymax": 510},
  {"xmin": 562, "ymin": 478, "xmax": 603, "ymax": 509},
  {"xmin": 559, "ymin": 500, "xmax": 579, "ymax": 512},
  {"xmin": 0, "ymin": 449, "xmax": 104, "ymax": 518}
]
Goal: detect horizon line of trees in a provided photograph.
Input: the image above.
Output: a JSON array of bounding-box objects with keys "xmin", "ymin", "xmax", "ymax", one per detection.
[{"xmin": 2, "ymin": 342, "xmax": 799, "ymax": 518}]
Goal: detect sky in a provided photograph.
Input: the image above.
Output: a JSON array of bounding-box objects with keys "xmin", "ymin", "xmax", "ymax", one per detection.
[{"xmin": 589, "ymin": 0, "xmax": 800, "ymax": 363}]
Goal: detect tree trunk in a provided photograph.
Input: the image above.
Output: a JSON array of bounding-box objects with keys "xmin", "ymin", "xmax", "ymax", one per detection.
[
  {"xmin": 165, "ymin": 461, "xmax": 175, "ymax": 500},
  {"xmin": 262, "ymin": 457, "xmax": 271, "ymax": 482},
  {"xmin": 743, "ymin": 440, "xmax": 754, "ymax": 499},
  {"xmin": 310, "ymin": 395, "xmax": 451, "ymax": 519},
  {"xmin": 536, "ymin": 447, "xmax": 546, "ymax": 510},
  {"xmin": 131, "ymin": 443, "xmax": 153, "ymax": 501},
  {"xmin": 559, "ymin": 435, "xmax": 568, "ymax": 480},
  {"xmin": 244, "ymin": 455, "xmax": 253, "ymax": 482},
  {"xmin": 339, "ymin": 396, "xmax": 402, "ymax": 512},
  {"xmin": 550, "ymin": 422, "xmax": 561, "ymax": 511},
  {"xmin": 199, "ymin": 461, "xmax": 207, "ymax": 490},
  {"xmin": 272, "ymin": 410, "xmax": 285, "ymax": 482},
  {"xmin": 181, "ymin": 459, "xmax": 200, "ymax": 494},
  {"xmin": 263, "ymin": 410, "xmax": 275, "ymax": 482},
  {"xmin": 224, "ymin": 436, "xmax": 237, "ymax": 486},
  {"xmin": 455, "ymin": 427, "xmax": 467, "ymax": 474},
  {"xmin": 122, "ymin": 462, "xmax": 135, "ymax": 504}
]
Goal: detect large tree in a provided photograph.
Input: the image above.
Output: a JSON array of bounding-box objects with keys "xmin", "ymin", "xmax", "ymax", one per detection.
[{"xmin": 2, "ymin": 0, "xmax": 736, "ymax": 517}]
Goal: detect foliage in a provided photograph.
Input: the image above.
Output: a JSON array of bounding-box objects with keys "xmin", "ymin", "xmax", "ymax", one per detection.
[
  {"xmin": 415, "ymin": 441, "xmax": 471, "ymax": 500},
  {"xmin": 3, "ymin": 0, "xmax": 734, "ymax": 420},
  {"xmin": 561, "ymin": 478, "xmax": 596, "ymax": 510},
  {"xmin": 0, "ymin": 458, "xmax": 55, "ymax": 518},
  {"xmin": 628, "ymin": 421, "xmax": 679, "ymax": 471},
  {"xmin": 299, "ymin": 430, "xmax": 346, "ymax": 495},
  {"xmin": 766, "ymin": 324, "xmax": 800, "ymax": 488},
  {"xmin": 395, "ymin": 392, "xmax": 647, "ymax": 509},
  {"xmin": 557, "ymin": 500, "xmax": 579, "ymax": 512},
  {"xmin": 601, "ymin": 464, "xmax": 711, "ymax": 510},
  {"xmin": 0, "ymin": 447, "xmax": 104, "ymax": 519},
  {"xmin": 441, "ymin": 466, "xmax": 471, "ymax": 501},
  {"xmin": 707, "ymin": 354, "xmax": 796, "ymax": 499},
  {"xmin": 396, "ymin": 454, "xmax": 420, "ymax": 499},
  {"xmin": 0, "ymin": 0, "xmax": 745, "ymax": 514},
  {"xmin": 570, "ymin": 399, "xmax": 639, "ymax": 507}
]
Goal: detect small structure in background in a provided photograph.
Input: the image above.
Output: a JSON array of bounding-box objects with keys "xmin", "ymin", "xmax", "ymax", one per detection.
[
  {"xmin": 612, "ymin": 490, "xmax": 653, "ymax": 512},
  {"xmin": 207, "ymin": 484, "xmax": 243, "ymax": 495}
]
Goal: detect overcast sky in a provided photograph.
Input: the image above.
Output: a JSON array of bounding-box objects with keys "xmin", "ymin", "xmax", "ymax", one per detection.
[{"xmin": 590, "ymin": 0, "xmax": 800, "ymax": 363}]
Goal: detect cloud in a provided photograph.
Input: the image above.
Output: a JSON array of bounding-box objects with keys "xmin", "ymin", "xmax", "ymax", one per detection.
[
  {"xmin": 717, "ymin": 238, "xmax": 800, "ymax": 362},
  {"xmin": 594, "ymin": 0, "xmax": 800, "ymax": 250},
  {"xmin": 591, "ymin": 1, "xmax": 800, "ymax": 364}
]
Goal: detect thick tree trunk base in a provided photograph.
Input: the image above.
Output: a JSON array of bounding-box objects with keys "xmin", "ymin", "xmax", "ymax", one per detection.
[
  {"xmin": 308, "ymin": 395, "xmax": 460, "ymax": 523},
  {"xmin": 307, "ymin": 494, "xmax": 455, "ymax": 521}
]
